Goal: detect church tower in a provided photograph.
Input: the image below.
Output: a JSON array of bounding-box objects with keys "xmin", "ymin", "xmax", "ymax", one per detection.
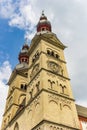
[
  {"xmin": 1, "ymin": 12, "xmax": 80, "ymax": 130},
  {"xmin": 1, "ymin": 41, "xmax": 29, "ymax": 130}
]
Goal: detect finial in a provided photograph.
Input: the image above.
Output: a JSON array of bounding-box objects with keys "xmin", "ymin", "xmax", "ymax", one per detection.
[
  {"xmin": 24, "ymin": 37, "xmax": 28, "ymax": 45},
  {"xmin": 42, "ymin": 10, "xmax": 44, "ymax": 16}
]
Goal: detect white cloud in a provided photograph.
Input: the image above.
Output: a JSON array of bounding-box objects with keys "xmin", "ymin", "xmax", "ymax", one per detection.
[
  {"xmin": 0, "ymin": 61, "xmax": 12, "ymax": 82},
  {"xmin": 0, "ymin": 0, "xmax": 37, "ymax": 39},
  {"xmin": 0, "ymin": 0, "xmax": 15, "ymax": 19},
  {"xmin": 0, "ymin": 61, "xmax": 12, "ymax": 127},
  {"xmin": 24, "ymin": 29, "xmax": 36, "ymax": 40}
]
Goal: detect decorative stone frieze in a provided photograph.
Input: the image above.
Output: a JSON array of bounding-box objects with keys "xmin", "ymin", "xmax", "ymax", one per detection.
[{"xmin": 48, "ymin": 94, "xmax": 71, "ymax": 110}]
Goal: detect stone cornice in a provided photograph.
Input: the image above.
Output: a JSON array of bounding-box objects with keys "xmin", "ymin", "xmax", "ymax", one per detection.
[
  {"xmin": 31, "ymin": 119, "xmax": 80, "ymax": 130},
  {"xmin": 3, "ymin": 106, "xmax": 25, "ymax": 129},
  {"xmin": 27, "ymin": 88, "xmax": 75, "ymax": 108},
  {"xmin": 7, "ymin": 87, "xmax": 27, "ymax": 100},
  {"xmin": 28, "ymin": 67, "xmax": 70, "ymax": 86},
  {"xmin": 3, "ymin": 103, "xmax": 19, "ymax": 116}
]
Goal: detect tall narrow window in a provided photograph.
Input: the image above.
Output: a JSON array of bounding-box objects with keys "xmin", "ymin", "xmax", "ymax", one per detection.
[
  {"xmin": 24, "ymin": 84, "xmax": 27, "ymax": 90},
  {"xmin": 51, "ymin": 51, "xmax": 54, "ymax": 56},
  {"xmin": 47, "ymin": 50, "xmax": 50, "ymax": 55},
  {"xmin": 42, "ymin": 28, "xmax": 45, "ymax": 31},
  {"xmin": 14, "ymin": 122, "xmax": 19, "ymax": 130},
  {"xmin": 55, "ymin": 54, "xmax": 59, "ymax": 59},
  {"xmin": 21, "ymin": 84, "xmax": 23, "ymax": 89}
]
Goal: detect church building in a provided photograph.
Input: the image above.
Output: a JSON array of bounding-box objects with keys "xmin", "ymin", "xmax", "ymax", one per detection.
[{"xmin": 1, "ymin": 12, "xmax": 87, "ymax": 130}]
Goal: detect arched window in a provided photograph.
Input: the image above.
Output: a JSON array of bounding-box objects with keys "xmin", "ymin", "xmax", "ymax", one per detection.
[
  {"xmin": 22, "ymin": 59, "xmax": 24, "ymax": 62},
  {"xmin": 21, "ymin": 84, "xmax": 23, "ymax": 89},
  {"xmin": 25, "ymin": 73, "xmax": 28, "ymax": 76},
  {"xmin": 20, "ymin": 84, "xmax": 27, "ymax": 91},
  {"xmin": 55, "ymin": 54, "xmax": 59, "ymax": 59},
  {"xmin": 24, "ymin": 84, "xmax": 27, "ymax": 90},
  {"xmin": 42, "ymin": 28, "xmax": 45, "ymax": 31},
  {"xmin": 14, "ymin": 122, "xmax": 19, "ymax": 130},
  {"xmin": 51, "ymin": 51, "xmax": 54, "ymax": 56},
  {"xmin": 35, "ymin": 53, "xmax": 39, "ymax": 58},
  {"xmin": 18, "ymin": 94, "xmax": 26, "ymax": 106},
  {"xmin": 36, "ymin": 52, "xmax": 39, "ymax": 57},
  {"xmin": 32, "ymin": 50, "xmax": 39, "ymax": 63},
  {"xmin": 47, "ymin": 50, "xmax": 50, "ymax": 55},
  {"xmin": 32, "ymin": 56, "xmax": 35, "ymax": 63},
  {"xmin": 25, "ymin": 59, "xmax": 27, "ymax": 62},
  {"xmin": 8, "ymin": 96, "xmax": 13, "ymax": 108}
]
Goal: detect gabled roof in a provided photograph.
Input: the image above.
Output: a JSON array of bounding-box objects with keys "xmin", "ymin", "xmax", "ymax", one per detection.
[
  {"xmin": 41, "ymin": 33, "xmax": 66, "ymax": 48},
  {"xmin": 7, "ymin": 64, "xmax": 28, "ymax": 85},
  {"xmin": 76, "ymin": 104, "xmax": 87, "ymax": 118},
  {"xmin": 29, "ymin": 32, "xmax": 67, "ymax": 55}
]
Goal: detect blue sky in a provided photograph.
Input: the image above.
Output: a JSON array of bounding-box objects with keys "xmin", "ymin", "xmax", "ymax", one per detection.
[
  {"xmin": 0, "ymin": 0, "xmax": 87, "ymax": 127},
  {"xmin": 0, "ymin": 19, "xmax": 25, "ymax": 68}
]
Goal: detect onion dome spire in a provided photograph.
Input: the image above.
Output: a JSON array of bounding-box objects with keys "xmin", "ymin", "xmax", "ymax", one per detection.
[
  {"xmin": 37, "ymin": 11, "xmax": 52, "ymax": 33},
  {"xmin": 18, "ymin": 38, "xmax": 29, "ymax": 64}
]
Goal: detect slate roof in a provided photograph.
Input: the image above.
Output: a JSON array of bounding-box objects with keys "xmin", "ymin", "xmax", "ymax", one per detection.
[{"xmin": 76, "ymin": 104, "xmax": 87, "ymax": 118}]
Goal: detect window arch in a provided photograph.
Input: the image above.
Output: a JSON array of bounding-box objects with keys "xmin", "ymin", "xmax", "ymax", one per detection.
[
  {"xmin": 14, "ymin": 122, "xmax": 19, "ymax": 130},
  {"xmin": 55, "ymin": 54, "xmax": 59, "ymax": 59},
  {"xmin": 41, "ymin": 27, "xmax": 45, "ymax": 31},
  {"xmin": 47, "ymin": 50, "xmax": 50, "ymax": 55},
  {"xmin": 20, "ymin": 84, "xmax": 27, "ymax": 91},
  {"xmin": 47, "ymin": 49, "xmax": 59, "ymax": 60},
  {"xmin": 8, "ymin": 96, "xmax": 13, "ymax": 109},
  {"xmin": 18, "ymin": 94, "xmax": 26, "ymax": 105},
  {"xmin": 51, "ymin": 51, "xmax": 54, "ymax": 56}
]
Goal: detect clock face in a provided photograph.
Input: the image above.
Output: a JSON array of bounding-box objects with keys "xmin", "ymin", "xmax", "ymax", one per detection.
[{"xmin": 48, "ymin": 61, "xmax": 60, "ymax": 73}]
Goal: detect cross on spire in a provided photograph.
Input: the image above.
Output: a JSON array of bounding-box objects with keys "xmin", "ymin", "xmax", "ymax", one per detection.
[{"xmin": 42, "ymin": 10, "xmax": 44, "ymax": 15}]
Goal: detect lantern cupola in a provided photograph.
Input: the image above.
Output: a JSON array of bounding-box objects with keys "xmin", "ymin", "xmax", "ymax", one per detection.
[
  {"xmin": 37, "ymin": 11, "xmax": 52, "ymax": 33},
  {"xmin": 18, "ymin": 42, "xmax": 29, "ymax": 64}
]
